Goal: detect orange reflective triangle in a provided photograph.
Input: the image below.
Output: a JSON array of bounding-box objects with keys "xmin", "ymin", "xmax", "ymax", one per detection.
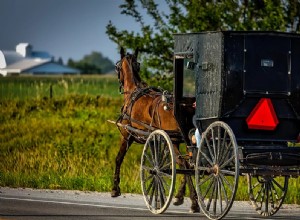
[{"xmin": 246, "ymin": 98, "xmax": 279, "ymax": 130}]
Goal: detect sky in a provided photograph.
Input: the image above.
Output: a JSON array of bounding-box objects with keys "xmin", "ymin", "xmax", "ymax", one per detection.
[{"xmin": 0, "ymin": 0, "xmax": 152, "ymax": 64}]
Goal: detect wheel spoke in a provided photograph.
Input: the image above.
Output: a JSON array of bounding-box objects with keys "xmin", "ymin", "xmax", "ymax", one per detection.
[
  {"xmin": 141, "ymin": 130, "xmax": 175, "ymax": 214},
  {"xmin": 205, "ymin": 136, "xmax": 215, "ymax": 164},
  {"xmin": 219, "ymin": 154, "xmax": 235, "ymax": 169},
  {"xmin": 216, "ymin": 126, "xmax": 221, "ymax": 163},
  {"xmin": 218, "ymin": 177, "xmax": 223, "ymax": 213},
  {"xmin": 248, "ymin": 175, "xmax": 288, "ymax": 217},
  {"xmin": 157, "ymin": 177, "xmax": 166, "ymax": 206},
  {"xmin": 195, "ymin": 122, "xmax": 238, "ymax": 219},
  {"xmin": 213, "ymin": 178, "xmax": 218, "ymax": 215},
  {"xmin": 199, "ymin": 148, "xmax": 214, "ymax": 166},
  {"xmin": 159, "ymin": 170, "xmax": 172, "ymax": 179},
  {"xmin": 201, "ymin": 175, "xmax": 215, "ymax": 200},
  {"xmin": 153, "ymin": 135, "xmax": 158, "ymax": 166},
  {"xmin": 158, "ymin": 142, "xmax": 168, "ymax": 167},
  {"xmin": 160, "ymin": 162, "xmax": 172, "ymax": 172},
  {"xmin": 159, "ymin": 175, "xmax": 171, "ymax": 193},
  {"xmin": 198, "ymin": 173, "xmax": 214, "ymax": 187},
  {"xmin": 218, "ymin": 175, "xmax": 229, "ymax": 205},
  {"xmin": 211, "ymin": 128, "xmax": 217, "ymax": 164},
  {"xmin": 219, "ymin": 142, "xmax": 233, "ymax": 165},
  {"xmin": 147, "ymin": 178, "xmax": 155, "ymax": 204},
  {"xmin": 219, "ymin": 173, "xmax": 234, "ymax": 193},
  {"xmin": 219, "ymin": 130, "xmax": 228, "ymax": 158},
  {"xmin": 206, "ymin": 178, "xmax": 217, "ymax": 212},
  {"xmin": 144, "ymin": 149, "xmax": 156, "ymax": 168},
  {"xmin": 265, "ymin": 183, "xmax": 269, "ymax": 213},
  {"xmin": 142, "ymin": 165, "xmax": 153, "ymax": 172},
  {"xmin": 220, "ymin": 169, "xmax": 236, "ymax": 176},
  {"xmin": 270, "ymin": 180, "xmax": 283, "ymax": 201},
  {"xmin": 149, "ymin": 142, "xmax": 155, "ymax": 166},
  {"xmin": 272, "ymin": 178, "xmax": 285, "ymax": 192}
]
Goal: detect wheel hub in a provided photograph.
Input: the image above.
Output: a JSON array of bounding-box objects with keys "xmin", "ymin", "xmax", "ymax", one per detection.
[{"xmin": 211, "ymin": 164, "xmax": 220, "ymax": 176}]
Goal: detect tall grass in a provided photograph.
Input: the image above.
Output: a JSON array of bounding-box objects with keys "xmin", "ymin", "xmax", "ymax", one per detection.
[
  {"xmin": 0, "ymin": 75, "xmax": 119, "ymax": 100},
  {"xmin": 0, "ymin": 94, "xmax": 145, "ymax": 192},
  {"xmin": 0, "ymin": 75, "xmax": 299, "ymax": 204}
]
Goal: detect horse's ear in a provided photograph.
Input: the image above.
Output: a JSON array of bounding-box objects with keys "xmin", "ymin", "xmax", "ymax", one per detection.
[
  {"xmin": 134, "ymin": 48, "xmax": 139, "ymax": 58},
  {"xmin": 120, "ymin": 47, "xmax": 125, "ymax": 59}
]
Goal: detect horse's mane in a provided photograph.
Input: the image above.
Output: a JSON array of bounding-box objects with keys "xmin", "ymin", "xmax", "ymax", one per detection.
[{"xmin": 126, "ymin": 54, "xmax": 147, "ymax": 88}]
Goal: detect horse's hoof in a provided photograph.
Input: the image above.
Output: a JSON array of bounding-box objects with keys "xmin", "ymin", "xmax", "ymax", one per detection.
[
  {"xmin": 111, "ymin": 189, "xmax": 121, "ymax": 197},
  {"xmin": 189, "ymin": 204, "xmax": 200, "ymax": 213},
  {"xmin": 173, "ymin": 197, "xmax": 184, "ymax": 206}
]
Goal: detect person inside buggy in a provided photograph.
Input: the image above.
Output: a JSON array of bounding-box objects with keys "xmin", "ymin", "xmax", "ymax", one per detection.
[{"xmin": 190, "ymin": 102, "xmax": 201, "ymax": 149}]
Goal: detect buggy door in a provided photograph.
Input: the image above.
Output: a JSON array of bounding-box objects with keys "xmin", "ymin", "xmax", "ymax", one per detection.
[{"xmin": 174, "ymin": 54, "xmax": 196, "ymax": 143}]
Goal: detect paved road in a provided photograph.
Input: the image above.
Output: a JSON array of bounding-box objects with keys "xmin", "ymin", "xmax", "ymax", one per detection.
[{"xmin": 0, "ymin": 187, "xmax": 300, "ymax": 220}]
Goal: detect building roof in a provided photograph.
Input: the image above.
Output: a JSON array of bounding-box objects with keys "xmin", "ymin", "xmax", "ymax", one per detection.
[
  {"xmin": 0, "ymin": 43, "xmax": 80, "ymax": 76},
  {"xmin": 0, "ymin": 51, "xmax": 24, "ymax": 68}
]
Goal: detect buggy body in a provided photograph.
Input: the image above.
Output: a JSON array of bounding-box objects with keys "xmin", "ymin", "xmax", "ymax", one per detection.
[
  {"xmin": 173, "ymin": 31, "xmax": 300, "ymax": 166},
  {"xmin": 139, "ymin": 31, "xmax": 300, "ymax": 219}
]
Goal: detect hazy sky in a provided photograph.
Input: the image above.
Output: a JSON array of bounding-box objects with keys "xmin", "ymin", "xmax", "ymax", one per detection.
[{"xmin": 0, "ymin": 0, "xmax": 151, "ymax": 63}]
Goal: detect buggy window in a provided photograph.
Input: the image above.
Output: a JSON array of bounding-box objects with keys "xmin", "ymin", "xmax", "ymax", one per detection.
[{"xmin": 183, "ymin": 58, "xmax": 195, "ymax": 97}]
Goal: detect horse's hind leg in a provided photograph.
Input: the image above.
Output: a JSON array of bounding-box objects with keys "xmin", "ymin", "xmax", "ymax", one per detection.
[
  {"xmin": 173, "ymin": 175, "xmax": 186, "ymax": 206},
  {"xmin": 173, "ymin": 164, "xmax": 199, "ymax": 213},
  {"xmin": 173, "ymin": 145, "xmax": 200, "ymax": 212},
  {"xmin": 186, "ymin": 172, "xmax": 200, "ymax": 213},
  {"xmin": 172, "ymin": 144, "xmax": 186, "ymax": 205},
  {"xmin": 111, "ymin": 136, "xmax": 133, "ymax": 197}
]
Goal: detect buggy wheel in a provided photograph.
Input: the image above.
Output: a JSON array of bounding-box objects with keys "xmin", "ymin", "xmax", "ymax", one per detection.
[
  {"xmin": 140, "ymin": 130, "xmax": 176, "ymax": 214},
  {"xmin": 248, "ymin": 175, "xmax": 288, "ymax": 217},
  {"xmin": 195, "ymin": 121, "xmax": 239, "ymax": 220}
]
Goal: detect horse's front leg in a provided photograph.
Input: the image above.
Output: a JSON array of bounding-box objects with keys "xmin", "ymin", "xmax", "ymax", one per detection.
[{"xmin": 111, "ymin": 136, "xmax": 133, "ymax": 197}]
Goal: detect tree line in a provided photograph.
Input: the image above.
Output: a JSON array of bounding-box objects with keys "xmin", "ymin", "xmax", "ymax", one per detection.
[{"xmin": 67, "ymin": 51, "xmax": 115, "ymax": 74}]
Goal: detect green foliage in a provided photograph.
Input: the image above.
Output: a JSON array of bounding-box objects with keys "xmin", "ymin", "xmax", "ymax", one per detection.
[
  {"xmin": 68, "ymin": 51, "xmax": 115, "ymax": 74},
  {"xmin": 68, "ymin": 59, "xmax": 102, "ymax": 74},
  {"xmin": 106, "ymin": 0, "xmax": 300, "ymax": 90}
]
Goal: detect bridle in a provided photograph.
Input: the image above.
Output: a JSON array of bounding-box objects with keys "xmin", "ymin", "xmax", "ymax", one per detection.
[{"xmin": 115, "ymin": 54, "xmax": 141, "ymax": 94}]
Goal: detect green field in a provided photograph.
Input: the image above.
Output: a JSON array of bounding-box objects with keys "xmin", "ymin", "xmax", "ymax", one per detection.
[
  {"xmin": 0, "ymin": 75, "xmax": 299, "ymax": 204},
  {"xmin": 0, "ymin": 75, "xmax": 120, "ymax": 100}
]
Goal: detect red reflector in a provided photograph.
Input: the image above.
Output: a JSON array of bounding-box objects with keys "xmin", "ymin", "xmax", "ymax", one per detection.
[{"xmin": 246, "ymin": 98, "xmax": 279, "ymax": 130}]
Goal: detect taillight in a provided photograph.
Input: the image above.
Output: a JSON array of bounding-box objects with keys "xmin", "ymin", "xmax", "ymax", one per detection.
[{"xmin": 246, "ymin": 98, "xmax": 279, "ymax": 131}]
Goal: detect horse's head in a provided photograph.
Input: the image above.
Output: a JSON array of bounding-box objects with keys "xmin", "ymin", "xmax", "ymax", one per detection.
[{"xmin": 115, "ymin": 47, "xmax": 142, "ymax": 94}]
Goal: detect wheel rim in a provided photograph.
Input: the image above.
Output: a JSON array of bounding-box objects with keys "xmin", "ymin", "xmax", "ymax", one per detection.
[
  {"xmin": 195, "ymin": 121, "xmax": 239, "ymax": 220},
  {"xmin": 248, "ymin": 175, "xmax": 288, "ymax": 216},
  {"xmin": 140, "ymin": 130, "xmax": 176, "ymax": 214}
]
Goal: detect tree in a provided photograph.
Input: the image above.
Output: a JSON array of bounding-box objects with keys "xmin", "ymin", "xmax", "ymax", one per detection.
[
  {"xmin": 106, "ymin": 0, "xmax": 300, "ymax": 90},
  {"xmin": 81, "ymin": 51, "xmax": 115, "ymax": 73},
  {"xmin": 67, "ymin": 51, "xmax": 115, "ymax": 74}
]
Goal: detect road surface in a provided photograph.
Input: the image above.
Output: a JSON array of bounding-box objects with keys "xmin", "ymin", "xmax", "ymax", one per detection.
[{"xmin": 0, "ymin": 187, "xmax": 299, "ymax": 219}]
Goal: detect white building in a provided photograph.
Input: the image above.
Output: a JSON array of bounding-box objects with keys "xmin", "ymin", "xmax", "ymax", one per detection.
[{"xmin": 0, "ymin": 43, "xmax": 80, "ymax": 76}]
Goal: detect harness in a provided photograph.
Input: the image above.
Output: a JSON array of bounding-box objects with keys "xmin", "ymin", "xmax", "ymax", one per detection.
[
  {"xmin": 114, "ymin": 53, "xmax": 179, "ymax": 143},
  {"xmin": 116, "ymin": 86, "xmax": 166, "ymax": 142}
]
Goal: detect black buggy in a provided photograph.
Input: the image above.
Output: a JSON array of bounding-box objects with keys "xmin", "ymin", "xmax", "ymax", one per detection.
[{"xmin": 140, "ymin": 31, "xmax": 300, "ymax": 219}]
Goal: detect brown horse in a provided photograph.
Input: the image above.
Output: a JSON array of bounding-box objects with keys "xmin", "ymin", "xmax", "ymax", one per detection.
[{"xmin": 111, "ymin": 47, "xmax": 199, "ymax": 213}]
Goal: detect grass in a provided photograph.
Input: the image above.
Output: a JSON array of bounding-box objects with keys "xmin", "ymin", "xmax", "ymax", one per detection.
[
  {"xmin": 0, "ymin": 74, "xmax": 120, "ymax": 100},
  {"xmin": 0, "ymin": 75, "xmax": 299, "ymax": 204}
]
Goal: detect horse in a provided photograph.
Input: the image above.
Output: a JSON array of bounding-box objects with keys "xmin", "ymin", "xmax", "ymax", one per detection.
[{"xmin": 111, "ymin": 47, "xmax": 200, "ymax": 213}]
